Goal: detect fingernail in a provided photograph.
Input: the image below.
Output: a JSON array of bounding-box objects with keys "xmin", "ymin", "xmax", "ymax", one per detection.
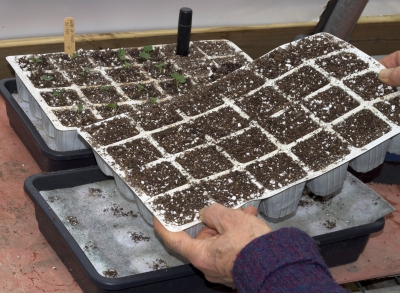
[
  {"xmin": 379, "ymin": 68, "xmax": 390, "ymax": 81},
  {"xmin": 199, "ymin": 207, "xmax": 205, "ymax": 221}
]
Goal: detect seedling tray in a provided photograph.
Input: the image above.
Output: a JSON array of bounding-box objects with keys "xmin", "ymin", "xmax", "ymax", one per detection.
[
  {"xmin": 0, "ymin": 78, "xmax": 97, "ymax": 172},
  {"xmin": 24, "ymin": 166, "xmax": 387, "ymax": 292}
]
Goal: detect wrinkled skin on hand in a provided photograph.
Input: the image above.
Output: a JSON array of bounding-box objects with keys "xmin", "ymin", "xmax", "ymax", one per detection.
[
  {"xmin": 154, "ymin": 203, "xmax": 272, "ymax": 287},
  {"xmin": 379, "ymin": 51, "xmax": 400, "ymax": 87}
]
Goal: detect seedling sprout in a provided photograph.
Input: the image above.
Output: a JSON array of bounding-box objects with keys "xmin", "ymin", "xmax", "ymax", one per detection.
[
  {"xmin": 52, "ymin": 88, "xmax": 65, "ymax": 103},
  {"xmin": 75, "ymin": 103, "xmax": 84, "ymax": 117},
  {"xmin": 101, "ymin": 85, "xmax": 110, "ymax": 91},
  {"xmin": 107, "ymin": 102, "xmax": 118, "ymax": 113},
  {"xmin": 137, "ymin": 84, "xmax": 146, "ymax": 92},
  {"xmin": 171, "ymin": 72, "xmax": 186, "ymax": 86},
  {"xmin": 149, "ymin": 97, "xmax": 157, "ymax": 104},
  {"xmin": 139, "ymin": 45, "xmax": 153, "ymax": 60},
  {"xmin": 155, "ymin": 62, "xmax": 165, "ymax": 73},
  {"xmin": 29, "ymin": 57, "xmax": 42, "ymax": 67},
  {"xmin": 72, "ymin": 52, "xmax": 79, "ymax": 60},
  {"xmin": 118, "ymin": 48, "xmax": 126, "ymax": 61},
  {"xmin": 80, "ymin": 67, "xmax": 91, "ymax": 75},
  {"xmin": 40, "ymin": 75, "xmax": 54, "ymax": 82}
]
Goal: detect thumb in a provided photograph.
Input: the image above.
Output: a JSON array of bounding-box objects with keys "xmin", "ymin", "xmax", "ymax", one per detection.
[
  {"xmin": 379, "ymin": 67, "xmax": 400, "ymax": 87},
  {"xmin": 153, "ymin": 217, "xmax": 197, "ymax": 260}
]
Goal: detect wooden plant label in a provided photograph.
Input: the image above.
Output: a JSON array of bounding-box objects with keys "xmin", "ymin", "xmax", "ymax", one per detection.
[{"xmin": 64, "ymin": 17, "xmax": 75, "ymax": 56}]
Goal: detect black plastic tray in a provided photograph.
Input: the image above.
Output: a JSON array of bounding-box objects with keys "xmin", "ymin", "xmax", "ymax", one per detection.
[
  {"xmin": 0, "ymin": 78, "xmax": 96, "ymax": 172},
  {"xmin": 24, "ymin": 166, "xmax": 385, "ymax": 292}
]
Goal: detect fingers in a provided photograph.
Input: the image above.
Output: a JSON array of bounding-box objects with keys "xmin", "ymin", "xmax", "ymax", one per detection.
[
  {"xmin": 153, "ymin": 217, "xmax": 197, "ymax": 260},
  {"xmin": 379, "ymin": 67, "xmax": 400, "ymax": 87},
  {"xmin": 242, "ymin": 205, "xmax": 258, "ymax": 216},
  {"xmin": 199, "ymin": 203, "xmax": 236, "ymax": 232},
  {"xmin": 379, "ymin": 51, "xmax": 400, "ymax": 68}
]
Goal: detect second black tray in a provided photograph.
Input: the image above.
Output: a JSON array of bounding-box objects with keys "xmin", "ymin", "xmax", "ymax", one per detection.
[{"xmin": 0, "ymin": 78, "xmax": 96, "ymax": 172}]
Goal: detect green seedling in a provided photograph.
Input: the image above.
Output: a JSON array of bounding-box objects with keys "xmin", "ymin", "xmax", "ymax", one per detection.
[
  {"xmin": 139, "ymin": 45, "xmax": 153, "ymax": 60},
  {"xmin": 29, "ymin": 57, "xmax": 42, "ymax": 67},
  {"xmin": 52, "ymin": 88, "xmax": 65, "ymax": 102},
  {"xmin": 72, "ymin": 52, "xmax": 79, "ymax": 60},
  {"xmin": 100, "ymin": 85, "xmax": 110, "ymax": 91},
  {"xmin": 123, "ymin": 61, "xmax": 131, "ymax": 69},
  {"xmin": 171, "ymin": 72, "xmax": 186, "ymax": 86},
  {"xmin": 137, "ymin": 84, "xmax": 146, "ymax": 92},
  {"xmin": 118, "ymin": 48, "xmax": 126, "ymax": 61},
  {"xmin": 80, "ymin": 67, "xmax": 91, "ymax": 75},
  {"xmin": 149, "ymin": 97, "xmax": 157, "ymax": 104},
  {"xmin": 75, "ymin": 103, "xmax": 84, "ymax": 118},
  {"xmin": 107, "ymin": 102, "xmax": 118, "ymax": 113},
  {"xmin": 40, "ymin": 75, "xmax": 54, "ymax": 82},
  {"xmin": 155, "ymin": 62, "xmax": 165, "ymax": 73}
]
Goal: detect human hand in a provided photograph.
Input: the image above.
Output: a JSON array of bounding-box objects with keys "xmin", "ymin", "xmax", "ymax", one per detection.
[
  {"xmin": 154, "ymin": 203, "xmax": 272, "ymax": 287},
  {"xmin": 379, "ymin": 51, "xmax": 400, "ymax": 87}
]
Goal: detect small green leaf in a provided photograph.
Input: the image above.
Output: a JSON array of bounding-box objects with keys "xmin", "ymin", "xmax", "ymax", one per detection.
[
  {"xmin": 52, "ymin": 88, "xmax": 65, "ymax": 97},
  {"xmin": 143, "ymin": 45, "xmax": 153, "ymax": 53},
  {"xmin": 29, "ymin": 57, "xmax": 42, "ymax": 67},
  {"xmin": 139, "ymin": 51, "xmax": 150, "ymax": 60},
  {"xmin": 107, "ymin": 102, "xmax": 118, "ymax": 112},
  {"xmin": 149, "ymin": 97, "xmax": 157, "ymax": 104},
  {"xmin": 40, "ymin": 75, "xmax": 54, "ymax": 81},
  {"xmin": 123, "ymin": 61, "xmax": 131, "ymax": 69},
  {"xmin": 76, "ymin": 103, "xmax": 84, "ymax": 116},
  {"xmin": 155, "ymin": 62, "xmax": 165, "ymax": 73},
  {"xmin": 80, "ymin": 67, "xmax": 91, "ymax": 75},
  {"xmin": 72, "ymin": 52, "xmax": 79, "ymax": 59},
  {"xmin": 171, "ymin": 72, "xmax": 186, "ymax": 85},
  {"xmin": 137, "ymin": 84, "xmax": 146, "ymax": 92},
  {"xmin": 101, "ymin": 85, "xmax": 110, "ymax": 91},
  {"xmin": 118, "ymin": 49, "xmax": 126, "ymax": 61}
]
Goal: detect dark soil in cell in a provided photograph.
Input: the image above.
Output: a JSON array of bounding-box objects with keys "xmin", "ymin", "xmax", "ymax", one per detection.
[
  {"xmin": 81, "ymin": 86, "xmax": 127, "ymax": 104},
  {"xmin": 107, "ymin": 138, "xmax": 162, "ymax": 169},
  {"xmin": 292, "ymin": 33, "xmax": 348, "ymax": 60},
  {"xmin": 262, "ymin": 104, "xmax": 319, "ymax": 145},
  {"xmin": 65, "ymin": 68, "xmax": 109, "ymax": 86},
  {"xmin": 141, "ymin": 60, "xmax": 175, "ymax": 79},
  {"xmin": 174, "ymin": 57, "xmax": 214, "ymax": 78},
  {"xmin": 127, "ymin": 162, "xmax": 187, "ymax": 196},
  {"xmin": 305, "ymin": 86, "xmax": 360, "ymax": 123},
  {"xmin": 161, "ymin": 43, "xmax": 205, "ymax": 59},
  {"xmin": 105, "ymin": 66, "xmax": 149, "ymax": 84},
  {"xmin": 50, "ymin": 52, "xmax": 93, "ymax": 70},
  {"xmin": 246, "ymin": 153, "xmax": 307, "ymax": 190},
  {"xmin": 126, "ymin": 47, "xmax": 164, "ymax": 64},
  {"xmin": 41, "ymin": 88, "xmax": 83, "ymax": 107},
  {"xmin": 95, "ymin": 104, "xmax": 133, "ymax": 119},
  {"xmin": 176, "ymin": 84, "xmax": 224, "ymax": 116},
  {"xmin": 152, "ymin": 122, "xmax": 206, "ymax": 154},
  {"xmin": 158, "ymin": 77, "xmax": 193, "ymax": 97},
  {"xmin": 17, "ymin": 55, "xmax": 55, "ymax": 71},
  {"xmin": 315, "ymin": 52, "xmax": 369, "ymax": 79},
  {"xmin": 193, "ymin": 107, "xmax": 249, "ymax": 139},
  {"xmin": 374, "ymin": 96, "xmax": 400, "ymax": 125},
  {"xmin": 89, "ymin": 49, "xmax": 128, "ymax": 67},
  {"xmin": 120, "ymin": 82, "xmax": 163, "ymax": 100},
  {"xmin": 218, "ymin": 127, "xmax": 277, "ymax": 163},
  {"xmin": 235, "ymin": 86, "xmax": 290, "ymax": 120},
  {"xmin": 84, "ymin": 116, "xmax": 139, "ymax": 146},
  {"xmin": 195, "ymin": 171, "xmax": 263, "ymax": 206},
  {"xmin": 249, "ymin": 47, "xmax": 303, "ymax": 80},
  {"xmin": 129, "ymin": 101, "xmax": 182, "ymax": 131},
  {"xmin": 208, "ymin": 55, "xmax": 249, "ymax": 82},
  {"xmin": 53, "ymin": 108, "xmax": 98, "ymax": 127},
  {"xmin": 212, "ymin": 69, "xmax": 265, "ymax": 100},
  {"xmin": 153, "ymin": 188, "xmax": 210, "ymax": 225},
  {"xmin": 277, "ymin": 66, "xmax": 330, "ymax": 101},
  {"xmin": 343, "ymin": 71, "xmax": 397, "ymax": 101},
  {"xmin": 333, "ymin": 109, "xmax": 391, "ymax": 147},
  {"xmin": 29, "ymin": 70, "xmax": 71, "ymax": 88},
  {"xmin": 291, "ymin": 130, "xmax": 350, "ymax": 171},
  {"xmin": 194, "ymin": 41, "xmax": 237, "ymax": 56},
  {"xmin": 176, "ymin": 145, "xmax": 233, "ymax": 179}
]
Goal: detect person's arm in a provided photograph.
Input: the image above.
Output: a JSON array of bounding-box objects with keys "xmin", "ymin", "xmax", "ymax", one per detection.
[
  {"xmin": 379, "ymin": 51, "xmax": 400, "ymax": 87},
  {"xmin": 154, "ymin": 203, "xmax": 346, "ymax": 292}
]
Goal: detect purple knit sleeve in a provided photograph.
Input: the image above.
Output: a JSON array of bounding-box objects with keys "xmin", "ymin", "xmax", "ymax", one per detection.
[{"xmin": 232, "ymin": 228, "xmax": 347, "ymax": 293}]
